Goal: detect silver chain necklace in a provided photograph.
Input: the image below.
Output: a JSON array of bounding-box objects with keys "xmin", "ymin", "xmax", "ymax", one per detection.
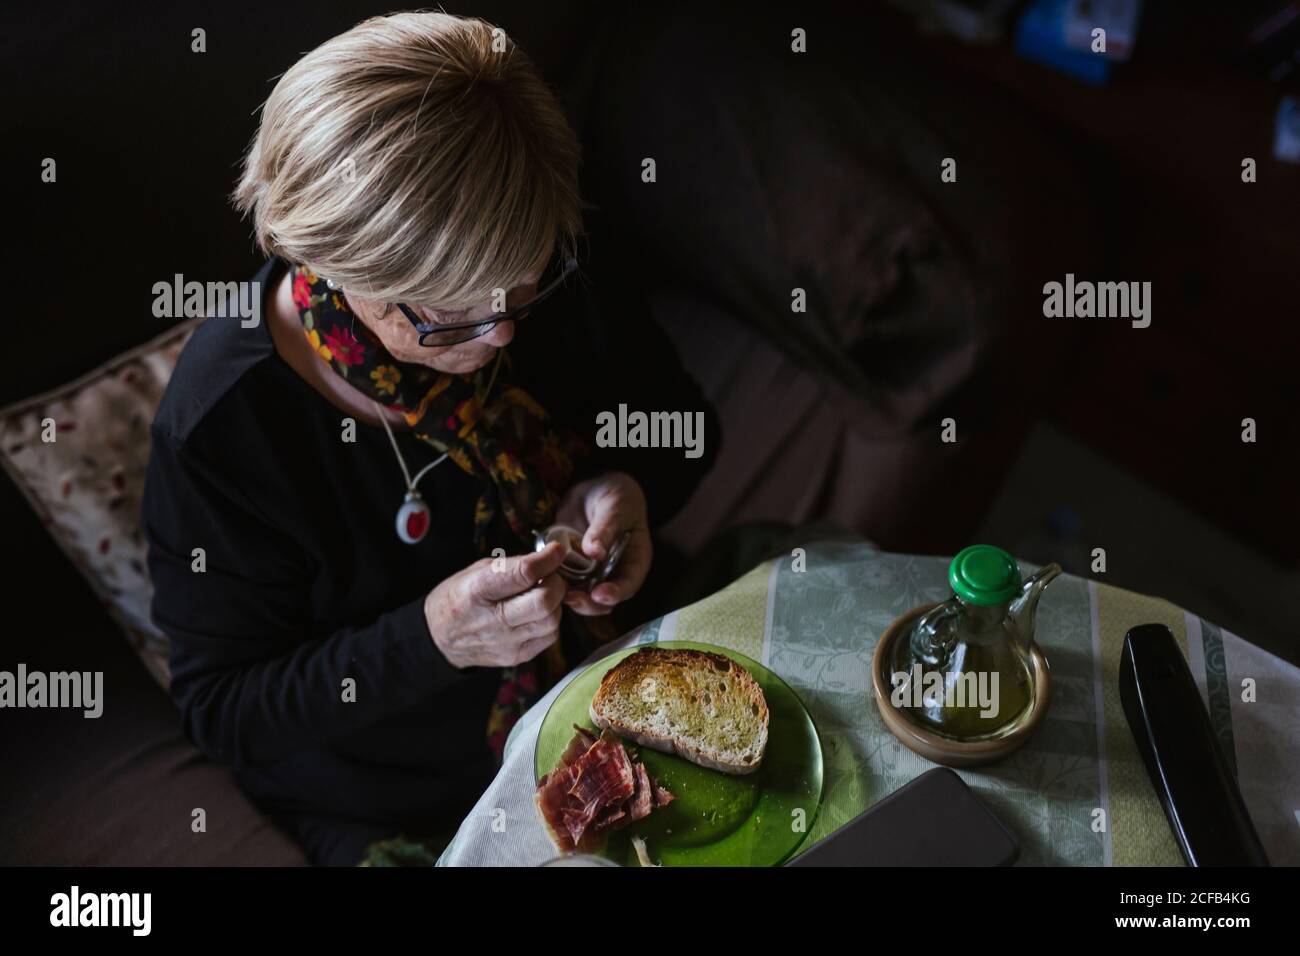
[
  {"xmin": 372, "ymin": 401, "xmax": 448, "ymax": 544},
  {"xmin": 371, "ymin": 352, "xmax": 503, "ymax": 545}
]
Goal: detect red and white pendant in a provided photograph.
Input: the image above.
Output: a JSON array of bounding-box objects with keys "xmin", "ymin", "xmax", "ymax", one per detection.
[{"xmin": 396, "ymin": 491, "xmax": 431, "ymax": 544}]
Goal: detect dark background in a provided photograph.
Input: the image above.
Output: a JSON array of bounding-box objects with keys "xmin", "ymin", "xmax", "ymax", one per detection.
[{"xmin": 1, "ymin": 0, "xmax": 1297, "ymax": 864}]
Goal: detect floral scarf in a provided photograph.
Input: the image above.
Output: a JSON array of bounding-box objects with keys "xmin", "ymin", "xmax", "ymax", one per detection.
[{"xmin": 291, "ymin": 265, "xmax": 587, "ymax": 760}]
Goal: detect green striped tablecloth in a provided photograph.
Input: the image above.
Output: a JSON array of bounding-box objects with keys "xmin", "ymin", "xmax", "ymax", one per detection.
[{"xmin": 439, "ymin": 541, "xmax": 1300, "ymax": 866}]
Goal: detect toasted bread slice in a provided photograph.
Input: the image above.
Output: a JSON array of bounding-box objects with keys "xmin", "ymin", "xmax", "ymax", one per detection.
[{"xmin": 589, "ymin": 647, "xmax": 769, "ymax": 775}]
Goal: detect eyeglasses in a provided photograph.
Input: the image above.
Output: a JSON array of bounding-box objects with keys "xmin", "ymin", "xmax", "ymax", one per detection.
[
  {"xmin": 396, "ymin": 256, "xmax": 578, "ymax": 347},
  {"xmin": 324, "ymin": 257, "xmax": 578, "ymax": 346}
]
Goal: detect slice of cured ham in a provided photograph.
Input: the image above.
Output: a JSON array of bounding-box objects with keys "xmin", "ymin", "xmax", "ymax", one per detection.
[
  {"xmin": 627, "ymin": 761, "xmax": 654, "ymax": 822},
  {"xmin": 536, "ymin": 726, "xmax": 675, "ymax": 853},
  {"xmin": 557, "ymin": 725, "xmax": 597, "ymax": 767}
]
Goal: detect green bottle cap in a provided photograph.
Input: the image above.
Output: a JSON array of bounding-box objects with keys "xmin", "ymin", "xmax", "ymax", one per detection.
[{"xmin": 949, "ymin": 545, "xmax": 1021, "ymax": 606}]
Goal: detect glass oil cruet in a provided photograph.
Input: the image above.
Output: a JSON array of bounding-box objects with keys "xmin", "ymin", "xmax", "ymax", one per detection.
[{"xmin": 888, "ymin": 545, "xmax": 1061, "ymax": 741}]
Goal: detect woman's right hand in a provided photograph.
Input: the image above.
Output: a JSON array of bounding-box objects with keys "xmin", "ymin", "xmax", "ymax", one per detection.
[{"xmin": 424, "ymin": 542, "xmax": 568, "ymax": 669}]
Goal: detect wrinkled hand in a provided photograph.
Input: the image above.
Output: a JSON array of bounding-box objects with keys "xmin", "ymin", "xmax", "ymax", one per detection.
[
  {"xmin": 555, "ymin": 472, "xmax": 651, "ymax": 616},
  {"xmin": 425, "ymin": 543, "xmax": 568, "ymax": 668}
]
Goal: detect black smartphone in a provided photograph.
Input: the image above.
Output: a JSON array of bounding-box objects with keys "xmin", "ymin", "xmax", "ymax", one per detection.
[
  {"xmin": 1120, "ymin": 623, "xmax": 1269, "ymax": 866},
  {"xmin": 787, "ymin": 767, "xmax": 1019, "ymax": 866}
]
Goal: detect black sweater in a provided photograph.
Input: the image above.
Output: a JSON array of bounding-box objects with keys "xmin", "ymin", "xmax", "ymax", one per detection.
[{"xmin": 142, "ymin": 253, "xmax": 715, "ymax": 834}]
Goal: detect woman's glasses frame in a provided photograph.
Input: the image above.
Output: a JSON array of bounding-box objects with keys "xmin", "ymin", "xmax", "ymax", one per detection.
[{"xmin": 391, "ymin": 256, "xmax": 578, "ymax": 347}]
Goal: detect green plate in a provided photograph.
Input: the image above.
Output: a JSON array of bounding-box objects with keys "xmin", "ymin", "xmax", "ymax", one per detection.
[{"xmin": 534, "ymin": 641, "xmax": 823, "ymax": 866}]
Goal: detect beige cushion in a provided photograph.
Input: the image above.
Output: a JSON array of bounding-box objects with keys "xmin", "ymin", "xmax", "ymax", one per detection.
[{"xmin": 0, "ymin": 320, "xmax": 200, "ymax": 689}]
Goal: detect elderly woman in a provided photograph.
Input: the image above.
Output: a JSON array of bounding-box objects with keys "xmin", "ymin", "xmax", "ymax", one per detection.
[{"xmin": 142, "ymin": 11, "xmax": 713, "ymax": 865}]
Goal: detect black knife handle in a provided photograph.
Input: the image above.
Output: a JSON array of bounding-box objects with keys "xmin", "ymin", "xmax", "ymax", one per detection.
[{"xmin": 1119, "ymin": 623, "xmax": 1269, "ymax": 866}]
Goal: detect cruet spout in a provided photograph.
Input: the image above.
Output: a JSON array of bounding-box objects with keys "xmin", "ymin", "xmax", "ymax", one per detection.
[{"xmin": 1008, "ymin": 562, "xmax": 1062, "ymax": 650}]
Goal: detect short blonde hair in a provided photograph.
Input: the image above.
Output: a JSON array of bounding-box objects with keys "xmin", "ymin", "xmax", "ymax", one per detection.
[{"xmin": 233, "ymin": 11, "xmax": 583, "ymax": 307}]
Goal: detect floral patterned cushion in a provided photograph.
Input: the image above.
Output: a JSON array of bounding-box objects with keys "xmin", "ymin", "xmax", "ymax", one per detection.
[{"xmin": 0, "ymin": 320, "xmax": 201, "ymax": 689}]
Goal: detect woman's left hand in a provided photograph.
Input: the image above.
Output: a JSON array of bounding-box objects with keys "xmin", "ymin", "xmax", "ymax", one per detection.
[{"xmin": 554, "ymin": 472, "xmax": 651, "ymax": 616}]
